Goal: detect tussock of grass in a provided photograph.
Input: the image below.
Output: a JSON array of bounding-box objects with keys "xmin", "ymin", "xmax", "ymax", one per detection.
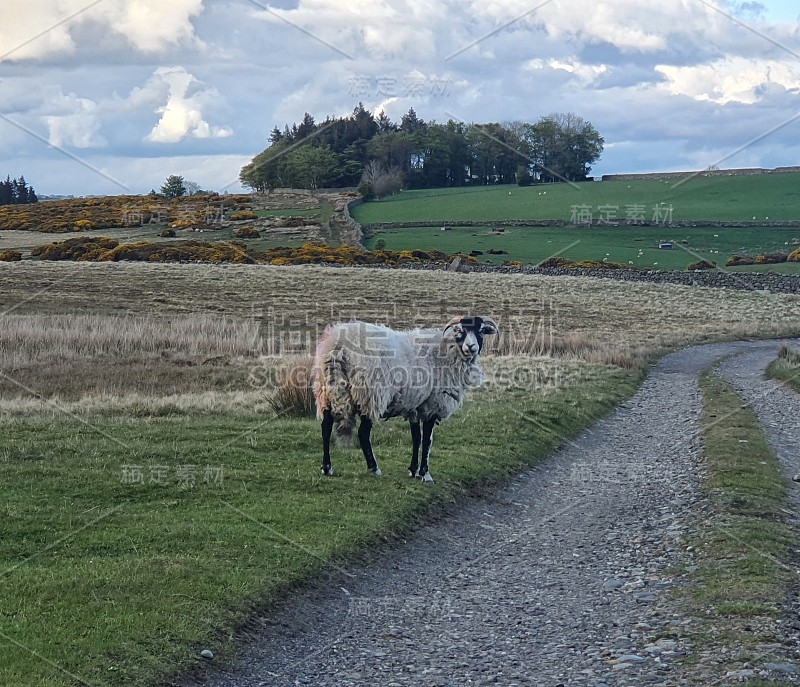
[
  {"xmin": 766, "ymin": 344, "xmax": 800, "ymax": 392},
  {"xmin": 265, "ymin": 356, "xmax": 316, "ymax": 417}
]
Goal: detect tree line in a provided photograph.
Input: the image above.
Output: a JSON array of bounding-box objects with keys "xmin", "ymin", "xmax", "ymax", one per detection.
[
  {"xmin": 239, "ymin": 104, "xmax": 604, "ymax": 194},
  {"xmin": 1, "ymin": 176, "xmax": 38, "ymax": 205}
]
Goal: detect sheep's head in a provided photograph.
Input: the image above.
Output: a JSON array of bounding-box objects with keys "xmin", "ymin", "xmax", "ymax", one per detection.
[{"xmin": 443, "ymin": 316, "xmax": 499, "ymax": 361}]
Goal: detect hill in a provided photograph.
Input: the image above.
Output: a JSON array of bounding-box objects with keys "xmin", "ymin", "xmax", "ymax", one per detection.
[
  {"xmin": 352, "ymin": 172, "xmax": 800, "ymax": 271},
  {"xmin": 351, "ymin": 172, "xmax": 800, "ymax": 224}
]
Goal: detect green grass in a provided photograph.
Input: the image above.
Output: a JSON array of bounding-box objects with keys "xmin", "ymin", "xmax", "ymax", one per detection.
[
  {"xmin": 727, "ymin": 262, "xmax": 800, "ymax": 275},
  {"xmin": 363, "ymin": 224, "xmax": 800, "ymax": 271},
  {"xmin": 318, "ymin": 198, "xmax": 335, "ymax": 225},
  {"xmin": 683, "ymin": 372, "xmax": 794, "ymax": 671},
  {"xmin": 0, "ymin": 366, "xmax": 641, "ymax": 687},
  {"xmin": 352, "ymin": 173, "xmax": 800, "ymax": 224},
  {"xmin": 766, "ymin": 346, "xmax": 800, "ymax": 392}
]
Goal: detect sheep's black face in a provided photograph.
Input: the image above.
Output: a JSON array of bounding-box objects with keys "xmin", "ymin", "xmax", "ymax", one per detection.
[{"xmin": 445, "ymin": 316, "xmax": 499, "ymax": 361}]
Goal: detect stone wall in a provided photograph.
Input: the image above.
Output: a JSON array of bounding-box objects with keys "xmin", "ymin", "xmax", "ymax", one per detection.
[
  {"xmin": 366, "ymin": 219, "xmax": 800, "ymax": 230},
  {"xmin": 602, "ymin": 166, "xmax": 800, "ymax": 182},
  {"xmin": 339, "ymin": 262, "xmax": 800, "ymax": 294}
]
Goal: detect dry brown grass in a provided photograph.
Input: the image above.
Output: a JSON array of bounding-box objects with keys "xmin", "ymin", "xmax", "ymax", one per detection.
[
  {"xmin": 488, "ymin": 329, "xmax": 644, "ymax": 367},
  {"xmin": 0, "ymin": 312, "xmax": 263, "ymax": 402},
  {"xmin": 0, "ymin": 262, "xmax": 797, "ymax": 416},
  {"xmin": 778, "ymin": 343, "xmax": 800, "ymax": 364},
  {"xmin": 0, "ymin": 313, "xmax": 261, "ymax": 366},
  {"xmin": 264, "ymin": 356, "xmax": 316, "ymax": 417}
]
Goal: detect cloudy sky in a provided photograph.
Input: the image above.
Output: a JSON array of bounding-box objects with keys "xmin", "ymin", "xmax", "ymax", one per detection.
[{"xmin": 1, "ymin": 0, "xmax": 799, "ymax": 196}]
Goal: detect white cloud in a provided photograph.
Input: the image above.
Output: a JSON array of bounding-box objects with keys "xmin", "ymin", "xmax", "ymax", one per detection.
[
  {"xmin": 657, "ymin": 57, "xmax": 800, "ymax": 104},
  {"xmin": 42, "ymin": 89, "xmax": 106, "ymax": 148},
  {"xmin": 525, "ymin": 58, "xmax": 608, "ymax": 87},
  {"xmin": 0, "ymin": 0, "xmax": 204, "ymax": 62},
  {"xmin": 140, "ymin": 67, "xmax": 232, "ymax": 143},
  {"xmin": 110, "ymin": 0, "xmax": 204, "ymax": 53},
  {"xmin": 0, "ymin": 2, "xmax": 75, "ymax": 60}
]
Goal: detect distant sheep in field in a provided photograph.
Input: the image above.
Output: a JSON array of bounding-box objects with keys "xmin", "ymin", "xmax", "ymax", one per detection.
[{"xmin": 312, "ymin": 316, "xmax": 499, "ymax": 483}]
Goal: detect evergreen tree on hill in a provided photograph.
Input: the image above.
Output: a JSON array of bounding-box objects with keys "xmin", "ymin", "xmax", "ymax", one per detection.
[
  {"xmin": 0, "ymin": 175, "xmax": 39, "ymax": 205},
  {"xmin": 160, "ymin": 175, "xmax": 187, "ymax": 198}
]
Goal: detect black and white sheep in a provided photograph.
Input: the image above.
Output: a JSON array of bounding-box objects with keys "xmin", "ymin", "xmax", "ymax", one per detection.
[{"xmin": 312, "ymin": 316, "xmax": 499, "ymax": 482}]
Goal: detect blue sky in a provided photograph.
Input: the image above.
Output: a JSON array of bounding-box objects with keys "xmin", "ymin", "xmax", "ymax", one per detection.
[
  {"xmin": 760, "ymin": 0, "xmax": 798, "ymax": 22},
  {"xmin": 1, "ymin": 0, "xmax": 799, "ymax": 196}
]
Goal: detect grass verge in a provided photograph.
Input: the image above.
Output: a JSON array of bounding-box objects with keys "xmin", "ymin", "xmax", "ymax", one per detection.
[
  {"xmin": 680, "ymin": 371, "xmax": 794, "ymax": 680},
  {"xmin": 0, "ymin": 366, "xmax": 641, "ymax": 687},
  {"xmin": 766, "ymin": 345, "xmax": 800, "ymax": 392}
]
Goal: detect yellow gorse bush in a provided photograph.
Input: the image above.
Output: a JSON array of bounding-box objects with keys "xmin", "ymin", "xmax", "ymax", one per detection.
[
  {"xmin": 0, "ymin": 194, "xmax": 252, "ymax": 233},
  {"xmin": 27, "ymin": 238, "xmax": 483, "ymax": 267}
]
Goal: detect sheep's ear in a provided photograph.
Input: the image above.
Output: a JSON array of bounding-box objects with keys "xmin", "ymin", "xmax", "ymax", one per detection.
[{"xmin": 479, "ymin": 317, "xmax": 499, "ymax": 335}]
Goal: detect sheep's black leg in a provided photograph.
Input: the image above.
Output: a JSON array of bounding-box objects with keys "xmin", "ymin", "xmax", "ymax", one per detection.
[
  {"xmin": 358, "ymin": 417, "xmax": 381, "ymax": 476},
  {"xmin": 409, "ymin": 419, "xmax": 421, "ymax": 477},
  {"xmin": 418, "ymin": 418, "xmax": 436, "ymax": 484},
  {"xmin": 321, "ymin": 409, "xmax": 334, "ymax": 476}
]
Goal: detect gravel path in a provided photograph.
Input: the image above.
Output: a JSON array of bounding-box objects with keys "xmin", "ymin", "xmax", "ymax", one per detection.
[
  {"xmin": 715, "ymin": 346, "xmax": 800, "ymax": 495},
  {"xmin": 199, "ymin": 340, "xmax": 800, "ymax": 687}
]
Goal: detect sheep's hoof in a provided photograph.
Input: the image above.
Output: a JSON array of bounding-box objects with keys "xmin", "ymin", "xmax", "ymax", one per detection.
[
  {"xmin": 419, "ymin": 472, "xmax": 435, "ymax": 484},
  {"xmin": 408, "ymin": 469, "xmax": 419, "ymax": 478},
  {"xmin": 321, "ymin": 467, "xmax": 334, "ymax": 477},
  {"xmin": 371, "ymin": 467, "xmax": 382, "ymax": 477}
]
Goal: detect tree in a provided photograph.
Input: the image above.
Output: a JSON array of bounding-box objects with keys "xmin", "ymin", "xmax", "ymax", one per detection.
[
  {"xmin": 376, "ymin": 110, "xmax": 395, "ymax": 133},
  {"xmin": 15, "ymin": 176, "xmax": 28, "ymax": 204},
  {"xmin": 0, "ymin": 175, "xmax": 39, "ymax": 205},
  {"xmin": 400, "ymin": 107, "xmax": 426, "ymax": 134},
  {"xmin": 360, "ymin": 160, "xmax": 404, "ymax": 198},
  {"xmin": 0, "ymin": 176, "xmax": 12, "ymax": 205},
  {"xmin": 184, "ymin": 180, "xmax": 202, "ymax": 195},
  {"xmin": 516, "ymin": 166, "xmax": 533, "ymax": 186},
  {"xmin": 240, "ymin": 143, "xmax": 290, "ymax": 192},
  {"xmin": 526, "ymin": 113, "xmax": 604, "ymax": 183},
  {"xmin": 295, "ymin": 112, "xmax": 317, "ymax": 140},
  {"xmin": 160, "ymin": 175, "xmax": 187, "ymax": 198},
  {"xmin": 466, "ymin": 123, "xmax": 527, "ymax": 186},
  {"xmin": 367, "ymin": 130, "xmax": 420, "ymax": 179},
  {"xmin": 283, "ymin": 146, "xmax": 342, "ymax": 189}
]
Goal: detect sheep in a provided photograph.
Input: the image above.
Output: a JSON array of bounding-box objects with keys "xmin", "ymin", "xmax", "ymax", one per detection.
[{"xmin": 312, "ymin": 316, "xmax": 499, "ymax": 483}]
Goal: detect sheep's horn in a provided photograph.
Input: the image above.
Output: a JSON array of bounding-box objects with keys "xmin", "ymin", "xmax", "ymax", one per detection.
[
  {"xmin": 480, "ymin": 317, "xmax": 499, "ymax": 335},
  {"xmin": 442, "ymin": 316, "xmax": 463, "ymax": 334}
]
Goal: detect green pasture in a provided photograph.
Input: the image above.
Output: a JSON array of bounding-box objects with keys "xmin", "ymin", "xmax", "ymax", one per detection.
[
  {"xmin": 352, "ymin": 173, "xmax": 800, "ymax": 224},
  {"xmin": 363, "ymin": 224, "xmax": 800, "ymax": 271}
]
